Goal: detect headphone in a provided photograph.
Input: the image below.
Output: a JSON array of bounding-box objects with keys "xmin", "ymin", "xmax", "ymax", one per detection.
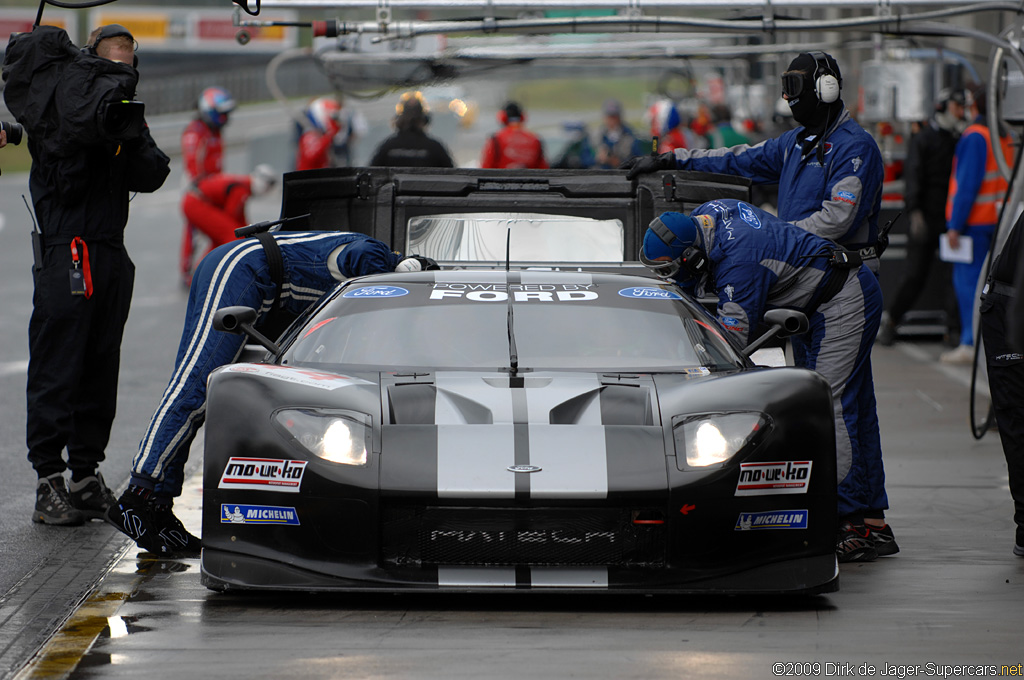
[
  {"xmin": 84, "ymin": 24, "xmax": 139, "ymax": 68},
  {"xmin": 809, "ymin": 51, "xmax": 840, "ymax": 104},
  {"xmin": 643, "ymin": 217, "xmax": 709, "ymax": 281},
  {"xmin": 678, "ymin": 246, "xmax": 709, "ymax": 279}
]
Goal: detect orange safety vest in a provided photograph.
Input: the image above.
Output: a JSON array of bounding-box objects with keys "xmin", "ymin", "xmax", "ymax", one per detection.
[{"xmin": 946, "ymin": 123, "xmax": 1015, "ymax": 226}]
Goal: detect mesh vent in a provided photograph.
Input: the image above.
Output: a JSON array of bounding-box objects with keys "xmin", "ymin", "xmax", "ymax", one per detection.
[{"xmin": 382, "ymin": 506, "xmax": 666, "ymax": 567}]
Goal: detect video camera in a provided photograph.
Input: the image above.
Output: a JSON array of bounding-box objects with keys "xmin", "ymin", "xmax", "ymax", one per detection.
[{"xmin": 1, "ymin": 121, "xmax": 24, "ymax": 145}]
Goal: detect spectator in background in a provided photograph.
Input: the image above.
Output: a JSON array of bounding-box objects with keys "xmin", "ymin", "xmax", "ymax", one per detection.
[
  {"xmin": 369, "ymin": 91, "xmax": 455, "ymax": 168},
  {"xmin": 331, "ymin": 97, "xmax": 368, "ymax": 167},
  {"xmin": 296, "ymin": 96, "xmax": 341, "ymax": 171},
  {"xmin": 552, "ymin": 120, "xmax": 596, "ymax": 169},
  {"xmin": 180, "ymin": 86, "xmax": 235, "ymax": 285},
  {"xmin": 180, "ymin": 164, "xmax": 277, "ymax": 257},
  {"xmin": 705, "ymin": 104, "xmax": 750, "ymax": 148},
  {"xmin": 595, "ymin": 98, "xmax": 643, "ymax": 169},
  {"xmin": 481, "ymin": 101, "xmax": 548, "ymax": 169},
  {"xmin": 878, "ymin": 89, "xmax": 965, "ymax": 346},
  {"xmin": 941, "ymin": 83, "xmax": 1016, "ymax": 364},
  {"xmin": 648, "ymin": 99, "xmax": 688, "ymax": 153}
]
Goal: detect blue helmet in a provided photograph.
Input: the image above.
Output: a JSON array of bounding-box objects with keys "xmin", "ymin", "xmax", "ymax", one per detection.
[
  {"xmin": 198, "ymin": 87, "xmax": 235, "ymax": 130},
  {"xmin": 640, "ymin": 212, "xmax": 706, "ymax": 281}
]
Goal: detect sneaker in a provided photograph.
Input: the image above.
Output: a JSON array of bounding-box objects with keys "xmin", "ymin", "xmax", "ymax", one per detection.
[
  {"xmin": 33, "ymin": 475, "xmax": 85, "ymax": 526},
  {"xmin": 151, "ymin": 504, "xmax": 202, "ymax": 558},
  {"xmin": 868, "ymin": 523, "xmax": 900, "ymax": 556},
  {"xmin": 1014, "ymin": 544, "xmax": 1024, "ymax": 557},
  {"xmin": 105, "ymin": 491, "xmax": 175, "ymax": 557},
  {"xmin": 836, "ymin": 521, "xmax": 878, "ymax": 563},
  {"xmin": 940, "ymin": 344, "xmax": 974, "ymax": 364},
  {"xmin": 69, "ymin": 473, "xmax": 116, "ymax": 520}
]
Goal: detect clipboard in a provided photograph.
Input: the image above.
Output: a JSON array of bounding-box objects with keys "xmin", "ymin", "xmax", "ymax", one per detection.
[{"xmin": 939, "ymin": 233, "xmax": 973, "ymax": 264}]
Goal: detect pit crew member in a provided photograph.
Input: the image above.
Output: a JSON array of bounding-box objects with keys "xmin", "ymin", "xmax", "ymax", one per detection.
[
  {"xmin": 640, "ymin": 201, "xmax": 893, "ymax": 562},
  {"xmin": 106, "ymin": 232, "xmax": 437, "ymax": 556}
]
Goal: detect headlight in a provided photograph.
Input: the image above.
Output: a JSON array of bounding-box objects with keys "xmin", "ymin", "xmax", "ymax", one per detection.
[
  {"xmin": 675, "ymin": 412, "xmax": 768, "ymax": 468},
  {"xmin": 273, "ymin": 408, "xmax": 371, "ymax": 466}
]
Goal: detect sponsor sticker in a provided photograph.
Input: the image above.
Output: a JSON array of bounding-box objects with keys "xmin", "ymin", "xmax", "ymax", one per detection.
[
  {"xmin": 738, "ymin": 202, "xmax": 762, "ymax": 229},
  {"xmin": 617, "ymin": 287, "xmax": 683, "ymax": 300},
  {"xmin": 220, "ymin": 364, "xmax": 370, "ymax": 391},
  {"xmin": 735, "ymin": 509, "xmax": 808, "ymax": 530},
  {"xmin": 218, "ymin": 457, "xmax": 308, "ymax": 492},
  {"xmin": 836, "ymin": 190, "xmax": 857, "ymax": 205},
  {"xmin": 343, "ymin": 285, "xmax": 409, "ymax": 298},
  {"xmin": 221, "ymin": 504, "xmax": 300, "ymax": 525},
  {"xmin": 430, "ymin": 283, "xmax": 598, "ymax": 302},
  {"xmin": 735, "ymin": 461, "xmax": 812, "ymax": 496}
]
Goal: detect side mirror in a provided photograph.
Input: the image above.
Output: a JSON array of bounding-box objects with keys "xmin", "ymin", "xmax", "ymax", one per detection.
[
  {"xmin": 742, "ymin": 309, "xmax": 809, "ymax": 358},
  {"xmin": 212, "ymin": 306, "xmax": 281, "ymax": 357}
]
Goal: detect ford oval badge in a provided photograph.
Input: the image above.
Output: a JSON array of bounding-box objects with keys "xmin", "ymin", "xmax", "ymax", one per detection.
[{"xmin": 507, "ymin": 464, "xmax": 542, "ymax": 473}]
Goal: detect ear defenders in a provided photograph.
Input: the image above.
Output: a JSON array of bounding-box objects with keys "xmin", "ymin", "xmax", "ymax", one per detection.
[
  {"xmin": 809, "ymin": 51, "xmax": 840, "ymax": 104},
  {"xmin": 84, "ymin": 24, "xmax": 139, "ymax": 68}
]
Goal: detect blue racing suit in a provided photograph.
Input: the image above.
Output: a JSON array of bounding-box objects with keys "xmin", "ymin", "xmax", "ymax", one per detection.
[
  {"xmin": 673, "ymin": 109, "xmax": 885, "ymax": 268},
  {"xmin": 131, "ymin": 231, "xmax": 402, "ymax": 499},
  {"xmin": 690, "ymin": 199, "xmax": 886, "ymax": 520}
]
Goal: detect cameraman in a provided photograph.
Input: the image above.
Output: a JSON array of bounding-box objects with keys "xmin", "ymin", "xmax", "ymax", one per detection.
[{"xmin": 3, "ymin": 24, "xmax": 170, "ymax": 526}]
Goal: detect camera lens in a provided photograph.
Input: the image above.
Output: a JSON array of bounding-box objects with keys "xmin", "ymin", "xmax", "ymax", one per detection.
[{"xmin": 0, "ymin": 121, "xmax": 23, "ymax": 146}]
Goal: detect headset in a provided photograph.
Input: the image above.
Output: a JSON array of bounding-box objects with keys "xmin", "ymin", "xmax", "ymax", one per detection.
[
  {"xmin": 809, "ymin": 51, "xmax": 841, "ymax": 104},
  {"xmin": 84, "ymin": 24, "xmax": 139, "ymax": 68},
  {"xmin": 640, "ymin": 217, "xmax": 709, "ymax": 281}
]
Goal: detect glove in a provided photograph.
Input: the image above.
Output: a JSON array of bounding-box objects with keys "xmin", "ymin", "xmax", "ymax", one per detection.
[
  {"xmin": 395, "ymin": 255, "xmax": 440, "ymax": 272},
  {"xmin": 620, "ymin": 152, "xmax": 677, "ymax": 180}
]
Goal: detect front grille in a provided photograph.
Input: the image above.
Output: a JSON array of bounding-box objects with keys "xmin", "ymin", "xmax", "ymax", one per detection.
[{"xmin": 381, "ymin": 506, "xmax": 666, "ymax": 567}]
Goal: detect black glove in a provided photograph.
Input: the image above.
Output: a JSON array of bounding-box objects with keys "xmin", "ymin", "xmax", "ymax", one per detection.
[
  {"xmin": 396, "ymin": 255, "xmax": 440, "ymax": 272},
  {"xmin": 620, "ymin": 152, "xmax": 676, "ymax": 180}
]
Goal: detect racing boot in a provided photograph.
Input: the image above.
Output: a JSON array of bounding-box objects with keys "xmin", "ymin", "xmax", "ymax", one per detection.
[
  {"xmin": 105, "ymin": 485, "xmax": 176, "ymax": 557},
  {"xmin": 836, "ymin": 520, "xmax": 878, "ymax": 563},
  {"xmin": 69, "ymin": 472, "xmax": 117, "ymax": 520},
  {"xmin": 867, "ymin": 523, "xmax": 900, "ymax": 556},
  {"xmin": 150, "ymin": 502, "xmax": 202, "ymax": 558},
  {"xmin": 33, "ymin": 474, "xmax": 85, "ymax": 526}
]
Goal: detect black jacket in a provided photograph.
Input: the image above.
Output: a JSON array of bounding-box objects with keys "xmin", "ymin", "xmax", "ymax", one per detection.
[
  {"xmin": 369, "ymin": 129, "xmax": 455, "ymax": 168},
  {"xmin": 902, "ymin": 118, "xmax": 958, "ymax": 230},
  {"xmin": 3, "ymin": 25, "xmax": 170, "ymax": 245}
]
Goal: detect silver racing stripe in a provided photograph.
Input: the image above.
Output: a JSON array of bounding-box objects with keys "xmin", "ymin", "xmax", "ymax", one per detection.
[
  {"xmin": 436, "ymin": 566, "xmax": 609, "ymax": 588},
  {"xmin": 434, "ymin": 373, "xmax": 609, "ymax": 499}
]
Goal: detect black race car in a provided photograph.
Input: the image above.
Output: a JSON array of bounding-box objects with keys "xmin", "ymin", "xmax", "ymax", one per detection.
[{"xmin": 200, "ymin": 268, "xmax": 838, "ymax": 594}]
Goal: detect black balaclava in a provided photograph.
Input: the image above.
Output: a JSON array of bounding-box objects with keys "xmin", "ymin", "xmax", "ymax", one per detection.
[{"xmin": 784, "ymin": 52, "xmax": 843, "ymax": 134}]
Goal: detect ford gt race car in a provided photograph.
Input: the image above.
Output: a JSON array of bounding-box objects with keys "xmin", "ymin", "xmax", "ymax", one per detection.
[{"xmin": 200, "ymin": 269, "xmax": 839, "ymax": 595}]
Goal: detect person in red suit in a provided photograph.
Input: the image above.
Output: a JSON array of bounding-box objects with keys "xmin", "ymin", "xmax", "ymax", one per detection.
[
  {"xmin": 180, "ymin": 87, "xmax": 235, "ymax": 284},
  {"xmin": 180, "ymin": 165, "xmax": 276, "ymax": 258},
  {"xmin": 480, "ymin": 102, "xmax": 548, "ymax": 169},
  {"xmin": 296, "ymin": 96, "xmax": 342, "ymax": 171}
]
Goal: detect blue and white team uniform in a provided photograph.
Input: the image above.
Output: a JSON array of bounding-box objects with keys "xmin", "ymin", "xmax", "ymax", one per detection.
[
  {"xmin": 672, "ymin": 110, "xmax": 885, "ymax": 266},
  {"xmin": 689, "ymin": 199, "xmax": 886, "ymax": 520},
  {"xmin": 131, "ymin": 232, "xmax": 401, "ymax": 499}
]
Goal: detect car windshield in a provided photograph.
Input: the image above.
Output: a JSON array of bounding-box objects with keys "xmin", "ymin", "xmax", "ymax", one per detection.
[
  {"xmin": 407, "ymin": 212, "xmax": 624, "ymax": 262},
  {"xmin": 282, "ymin": 275, "xmax": 744, "ymax": 372}
]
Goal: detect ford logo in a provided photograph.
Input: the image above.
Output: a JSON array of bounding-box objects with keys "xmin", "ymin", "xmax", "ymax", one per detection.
[
  {"xmin": 342, "ymin": 285, "xmax": 409, "ymax": 298},
  {"xmin": 618, "ymin": 287, "xmax": 683, "ymax": 300},
  {"xmin": 507, "ymin": 465, "xmax": 542, "ymax": 473}
]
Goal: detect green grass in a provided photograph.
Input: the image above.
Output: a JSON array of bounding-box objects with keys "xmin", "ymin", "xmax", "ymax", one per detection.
[
  {"xmin": 507, "ymin": 77, "xmax": 659, "ymax": 114},
  {"xmin": 1, "ymin": 142, "xmax": 33, "ymax": 174}
]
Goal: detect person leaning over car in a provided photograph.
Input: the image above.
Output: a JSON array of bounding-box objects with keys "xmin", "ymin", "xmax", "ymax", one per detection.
[
  {"xmin": 3, "ymin": 24, "xmax": 170, "ymax": 527},
  {"xmin": 640, "ymin": 201, "xmax": 895, "ymax": 563},
  {"xmin": 623, "ymin": 52, "xmax": 885, "ymax": 274},
  {"xmin": 106, "ymin": 231, "xmax": 438, "ymax": 557}
]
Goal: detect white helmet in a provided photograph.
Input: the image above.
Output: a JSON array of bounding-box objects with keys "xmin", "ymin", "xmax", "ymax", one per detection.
[{"xmin": 250, "ymin": 164, "xmax": 277, "ymax": 196}]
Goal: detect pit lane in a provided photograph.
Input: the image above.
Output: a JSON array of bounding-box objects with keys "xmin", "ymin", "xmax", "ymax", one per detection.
[{"xmin": 1, "ymin": 111, "xmax": 1022, "ymax": 680}]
